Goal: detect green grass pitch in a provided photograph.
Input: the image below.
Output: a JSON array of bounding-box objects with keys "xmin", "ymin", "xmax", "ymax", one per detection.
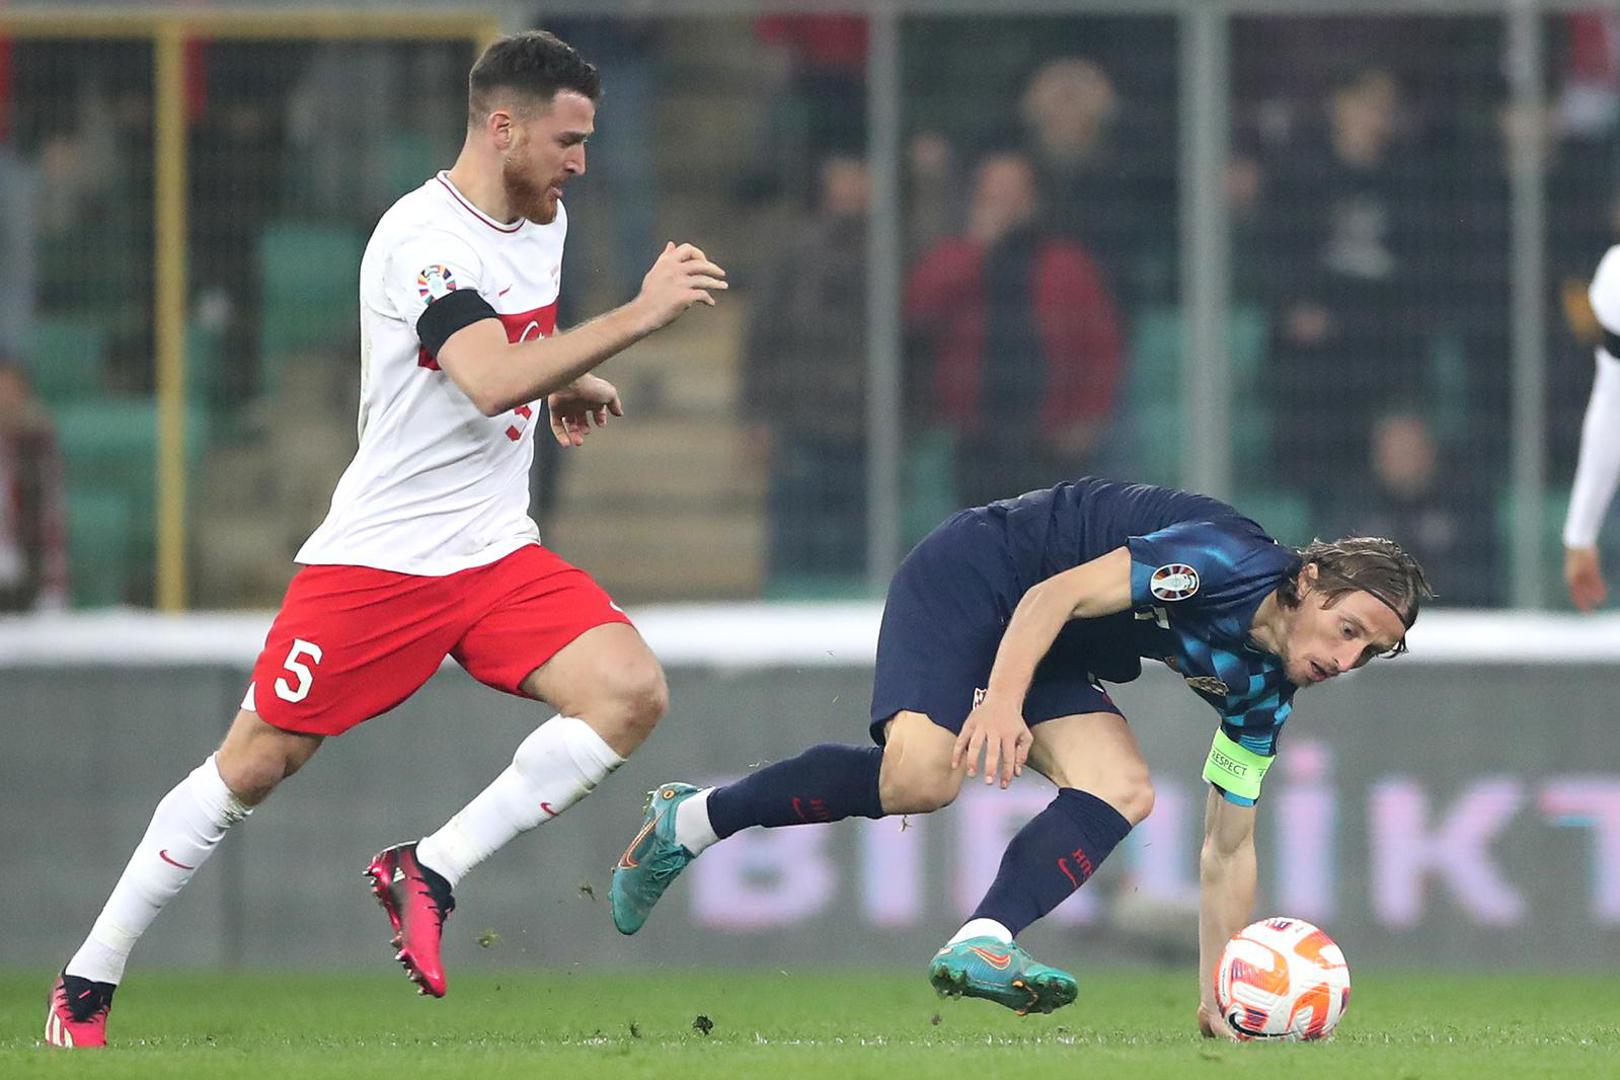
[{"xmin": 4, "ymin": 970, "xmax": 1617, "ymax": 1079}]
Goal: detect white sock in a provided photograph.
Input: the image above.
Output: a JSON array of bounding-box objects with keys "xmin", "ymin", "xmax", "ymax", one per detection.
[
  {"xmin": 947, "ymin": 918, "xmax": 1014, "ymax": 946},
  {"xmin": 416, "ymin": 715, "xmax": 623, "ymax": 887},
  {"xmin": 65, "ymin": 755, "xmax": 251, "ymax": 985},
  {"xmin": 673, "ymin": 788, "xmax": 719, "ymax": 854}
]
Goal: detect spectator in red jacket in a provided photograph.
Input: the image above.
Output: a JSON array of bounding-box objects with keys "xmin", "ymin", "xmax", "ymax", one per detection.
[
  {"xmin": 905, "ymin": 149, "xmax": 1124, "ymax": 508},
  {"xmin": 0, "ymin": 357, "xmax": 68, "ymax": 611}
]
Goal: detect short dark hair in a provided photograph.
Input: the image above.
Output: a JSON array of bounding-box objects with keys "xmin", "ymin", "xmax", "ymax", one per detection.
[
  {"xmin": 1277, "ymin": 536, "xmax": 1434, "ymax": 655},
  {"xmin": 468, "ymin": 31, "xmax": 600, "ymax": 126}
]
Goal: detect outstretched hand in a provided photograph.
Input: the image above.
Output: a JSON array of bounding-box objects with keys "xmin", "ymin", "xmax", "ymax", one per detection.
[
  {"xmin": 548, "ymin": 374, "xmax": 623, "ymax": 447},
  {"xmin": 952, "ymin": 693, "xmax": 1032, "ymax": 789},
  {"xmin": 1198, "ymin": 1003, "xmax": 1241, "ymax": 1043},
  {"xmin": 1565, "ymin": 545, "xmax": 1607, "ymax": 612},
  {"xmin": 634, "ymin": 241, "xmax": 727, "ymax": 334}
]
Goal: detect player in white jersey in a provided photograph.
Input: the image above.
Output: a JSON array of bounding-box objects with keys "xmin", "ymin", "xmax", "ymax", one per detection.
[
  {"xmin": 46, "ymin": 31, "xmax": 727, "ymax": 1049},
  {"xmin": 1564, "ymin": 245, "xmax": 1620, "ymax": 610}
]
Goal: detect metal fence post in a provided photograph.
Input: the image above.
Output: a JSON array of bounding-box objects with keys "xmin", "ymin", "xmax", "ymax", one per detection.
[
  {"xmin": 1181, "ymin": 1, "xmax": 1232, "ymax": 499},
  {"xmin": 1507, "ymin": 0, "xmax": 1548, "ymax": 608},
  {"xmin": 866, "ymin": 4, "xmax": 904, "ymax": 587}
]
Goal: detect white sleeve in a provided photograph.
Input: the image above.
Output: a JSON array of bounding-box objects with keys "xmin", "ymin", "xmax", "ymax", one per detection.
[
  {"xmin": 381, "ymin": 229, "xmax": 486, "ymax": 330},
  {"xmin": 1562, "ymin": 249, "xmax": 1620, "ymax": 548},
  {"xmin": 1588, "ymin": 245, "xmax": 1620, "ymax": 335},
  {"xmin": 1563, "ymin": 349, "xmax": 1620, "ymax": 548}
]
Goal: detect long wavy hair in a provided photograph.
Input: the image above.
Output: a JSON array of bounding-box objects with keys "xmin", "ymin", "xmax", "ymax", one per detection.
[{"xmin": 1275, "ymin": 537, "xmax": 1434, "ymax": 656}]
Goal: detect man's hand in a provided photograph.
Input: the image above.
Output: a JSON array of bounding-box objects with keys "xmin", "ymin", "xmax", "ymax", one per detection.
[
  {"xmin": 1565, "ymin": 545, "xmax": 1607, "ymax": 611},
  {"xmin": 952, "ymin": 693, "xmax": 1032, "ymax": 788},
  {"xmin": 547, "ymin": 374, "xmax": 623, "ymax": 447},
  {"xmin": 1197, "ymin": 1002, "xmax": 1240, "ymax": 1042},
  {"xmin": 631, "ymin": 241, "xmax": 727, "ymax": 335}
]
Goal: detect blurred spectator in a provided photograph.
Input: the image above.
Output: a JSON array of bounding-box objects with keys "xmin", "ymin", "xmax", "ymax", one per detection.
[
  {"xmin": 1018, "ymin": 57, "xmax": 1175, "ymax": 312},
  {"xmin": 1347, "ymin": 412, "xmax": 1498, "ymax": 608},
  {"xmin": 742, "ymin": 154, "xmax": 869, "ymax": 583},
  {"xmin": 739, "ymin": 15, "xmax": 867, "ymax": 206},
  {"xmin": 191, "ymin": 43, "xmax": 302, "ymax": 403},
  {"xmin": 0, "ymin": 358, "xmax": 68, "ymax": 612},
  {"xmin": 1262, "ymin": 65, "xmax": 1433, "ymax": 516},
  {"xmin": 905, "ymin": 150, "xmax": 1123, "ymax": 508},
  {"xmin": 546, "ymin": 18, "xmax": 662, "ymax": 305},
  {"xmin": 0, "ymin": 140, "xmax": 37, "ymax": 353}
]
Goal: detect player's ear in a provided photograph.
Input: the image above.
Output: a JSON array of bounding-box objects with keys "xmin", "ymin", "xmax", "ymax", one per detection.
[
  {"xmin": 488, "ymin": 108, "xmax": 515, "ymax": 149},
  {"xmin": 1297, "ymin": 561, "xmax": 1320, "ymax": 596}
]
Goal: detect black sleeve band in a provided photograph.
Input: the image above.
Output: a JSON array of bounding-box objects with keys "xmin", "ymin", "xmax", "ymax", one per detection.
[
  {"xmin": 1603, "ymin": 329, "xmax": 1620, "ymax": 361},
  {"xmin": 416, "ymin": 289, "xmax": 499, "ymax": 358}
]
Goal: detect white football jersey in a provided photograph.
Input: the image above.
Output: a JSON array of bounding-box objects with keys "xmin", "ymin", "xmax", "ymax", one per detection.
[{"xmin": 296, "ymin": 172, "xmax": 564, "ymax": 575}]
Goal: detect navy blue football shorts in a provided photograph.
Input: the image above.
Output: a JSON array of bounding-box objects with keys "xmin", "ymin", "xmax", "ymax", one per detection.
[{"xmin": 868, "ymin": 509, "xmax": 1138, "ymax": 745}]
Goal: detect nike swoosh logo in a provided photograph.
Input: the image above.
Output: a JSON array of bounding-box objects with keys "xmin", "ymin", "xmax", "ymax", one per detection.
[
  {"xmin": 967, "ymin": 945, "xmax": 1013, "ymax": 970},
  {"xmin": 540, "ymin": 801, "xmax": 557, "ymax": 817},
  {"xmin": 617, "ymin": 818, "xmax": 656, "ymax": 870},
  {"xmin": 498, "ymin": 284, "xmax": 513, "ymax": 297},
  {"xmin": 158, "ymin": 849, "xmax": 196, "ymax": 870}
]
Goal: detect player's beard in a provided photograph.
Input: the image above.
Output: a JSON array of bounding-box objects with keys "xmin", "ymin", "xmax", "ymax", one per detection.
[{"xmin": 502, "ymin": 153, "xmax": 558, "ymax": 225}]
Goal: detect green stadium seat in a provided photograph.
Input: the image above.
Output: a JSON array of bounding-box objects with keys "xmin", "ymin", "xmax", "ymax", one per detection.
[
  {"xmin": 903, "ymin": 426, "xmax": 959, "ymax": 546},
  {"xmin": 386, "ymin": 131, "xmax": 441, "ymax": 200},
  {"xmin": 66, "ymin": 490, "xmax": 131, "ymax": 608},
  {"xmin": 1232, "ymin": 487, "xmax": 1312, "ymax": 547},
  {"xmin": 1126, "ymin": 304, "xmax": 1270, "ymax": 484},
  {"xmin": 53, "ymin": 398, "xmax": 210, "ymax": 510},
  {"xmin": 187, "ymin": 320, "xmax": 226, "ymax": 408},
  {"xmin": 258, "ymin": 222, "xmax": 364, "ymax": 391},
  {"xmin": 26, "ymin": 316, "xmax": 109, "ymax": 405},
  {"xmin": 1493, "ymin": 488, "xmax": 1603, "ymax": 605}
]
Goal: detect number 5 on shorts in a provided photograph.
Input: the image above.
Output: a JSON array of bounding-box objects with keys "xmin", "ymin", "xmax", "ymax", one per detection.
[{"xmin": 275, "ymin": 639, "xmax": 324, "ymax": 703}]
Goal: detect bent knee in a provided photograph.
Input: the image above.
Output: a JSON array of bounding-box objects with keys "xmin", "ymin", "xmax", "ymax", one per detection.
[
  {"xmin": 1104, "ymin": 773, "xmax": 1155, "ymax": 826},
  {"xmin": 879, "ymin": 758, "xmax": 962, "ymax": 814},
  {"xmin": 587, "ymin": 656, "xmax": 669, "ymax": 744}
]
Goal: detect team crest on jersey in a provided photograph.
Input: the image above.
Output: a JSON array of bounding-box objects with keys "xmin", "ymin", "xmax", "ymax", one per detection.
[
  {"xmin": 1184, "ymin": 674, "xmax": 1229, "ymax": 696},
  {"xmin": 417, "ymin": 264, "xmax": 458, "ymax": 301},
  {"xmin": 1149, "ymin": 563, "xmax": 1200, "ymax": 601}
]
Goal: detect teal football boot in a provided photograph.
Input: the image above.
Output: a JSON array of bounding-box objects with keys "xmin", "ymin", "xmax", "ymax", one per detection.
[
  {"xmin": 610, "ymin": 782, "xmax": 701, "ymax": 935},
  {"xmin": 928, "ymin": 937, "xmax": 1079, "ymax": 1015}
]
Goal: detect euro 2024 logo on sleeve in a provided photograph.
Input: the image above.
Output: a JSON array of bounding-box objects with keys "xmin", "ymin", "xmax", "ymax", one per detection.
[
  {"xmin": 417, "ymin": 265, "xmax": 457, "ymax": 301},
  {"xmin": 1150, "ymin": 562, "xmax": 1200, "ymax": 601}
]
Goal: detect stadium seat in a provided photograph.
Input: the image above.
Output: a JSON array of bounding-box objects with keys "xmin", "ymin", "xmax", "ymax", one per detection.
[
  {"xmin": 385, "ymin": 131, "xmax": 440, "ymax": 199},
  {"xmin": 1125, "ymin": 304, "xmax": 1270, "ymax": 483},
  {"xmin": 1231, "ymin": 487, "xmax": 1311, "ymax": 547},
  {"xmin": 53, "ymin": 398, "xmax": 210, "ymax": 511},
  {"xmin": 26, "ymin": 316, "xmax": 109, "ymax": 405},
  {"xmin": 1493, "ymin": 488, "xmax": 1609, "ymax": 604},
  {"xmin": 258, "ymin": 222, "xmax": 364, "ymax": 389},
  {"xmin": 66, "ymin": 490, "xmax": 131, "ymax": 608},
  {"xmin": 902, "ymin": 425, "xmax": 959, "ymax": 546}
]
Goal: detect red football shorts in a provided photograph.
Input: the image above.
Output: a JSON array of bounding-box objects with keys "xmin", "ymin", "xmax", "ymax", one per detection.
[{"xmin": 243, "ymin": 544, "xmax": 633, "ymax": 736}]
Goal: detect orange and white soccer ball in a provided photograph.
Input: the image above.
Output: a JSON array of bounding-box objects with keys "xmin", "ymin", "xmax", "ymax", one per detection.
[{"xmin": 1214, "ymin": 917, "xmax": 1351, "ymax": 1041}]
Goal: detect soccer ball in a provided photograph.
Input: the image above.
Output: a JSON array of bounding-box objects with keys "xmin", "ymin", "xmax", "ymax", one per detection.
[{"xmin": 1213, "ymin": 917, "xmax": 1350, "ymax": 1041}]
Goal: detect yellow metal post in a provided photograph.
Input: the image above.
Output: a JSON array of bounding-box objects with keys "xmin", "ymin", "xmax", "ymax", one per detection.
[
  {"xmin": 154, "ymin": 25, "xmax": 188, "ymax": 611},
  {"xmin": 0, "ymin": 10, "xmax": 497, "ymax": 611}
]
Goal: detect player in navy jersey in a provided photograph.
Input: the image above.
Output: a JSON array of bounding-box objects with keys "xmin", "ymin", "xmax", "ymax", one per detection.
[{"xmin": 610, "ymin": 478, "xmax": 1430, "ymax": 1035}]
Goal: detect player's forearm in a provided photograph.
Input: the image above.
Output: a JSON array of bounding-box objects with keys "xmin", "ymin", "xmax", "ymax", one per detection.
[
  {"xmin": 1564, "ymin": 350, "xmax": 1620, "ymax": 548},
  {"xmin": 1198, "ymin": 785, "xmax": 1258, "ymax": 1009},
  {"xmin": 472, "ymin": 301, "xmax": 658, "ymax": 416},
  {"xmin": 985, "ymin": 547, "xmax": 1132, "ymax": 702},
  {"xmin": 984, "ymin": 579, "xmax": 1082, "ymax": 702}
]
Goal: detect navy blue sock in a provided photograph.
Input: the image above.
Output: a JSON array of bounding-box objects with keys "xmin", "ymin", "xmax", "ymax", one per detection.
[
  {"xmin": 706, "ymin": 743, "xmax": 886, "ymax": 839},
  {"xmin": 970, "ymin": 787, "xmax": 1133, "ymax": 938}
]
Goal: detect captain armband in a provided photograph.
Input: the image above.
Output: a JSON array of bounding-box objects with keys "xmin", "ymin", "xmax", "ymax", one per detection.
[
  {"xmin": 1202, "ymin": 729, "xmax": 1274, "ymax": 803},
  {"xmin": 416, "ymin": 288, "xmax": 498, "ymax": 358}
]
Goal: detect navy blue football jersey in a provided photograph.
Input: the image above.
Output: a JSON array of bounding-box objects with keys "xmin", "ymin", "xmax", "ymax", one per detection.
[{"xmin": 979, "ymin": 478, "xmax": 1301, "ymax": 804}]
